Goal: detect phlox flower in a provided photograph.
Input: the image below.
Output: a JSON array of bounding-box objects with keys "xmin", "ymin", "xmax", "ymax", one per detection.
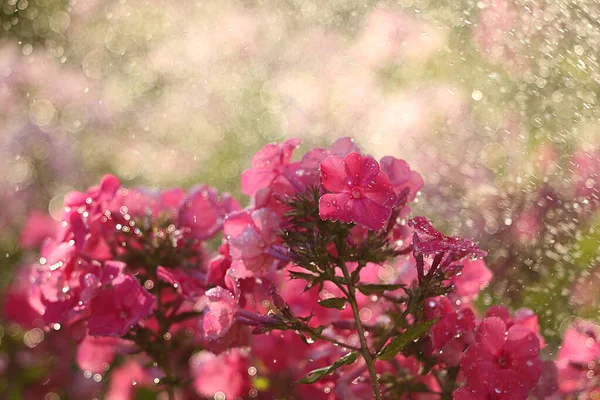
[
  {"xmin": 425, "ymin": 297, "xmax": 476, "ymax": 366},
  {"xmin": 456, "ymin": 316, "xmax": 543, "ymax": 400},
  {"xmin": 241, "ymin": 137, "xmax": 302, "ymax": 197},
  {"xmin": 555, "ymin": 322, "xmax": 600, "ymax": 397},
  {"xmin": 88, "ymin": 274, "xmax": 155, "ymax": 337},
  {"xmin": 319, "ymin": 152, "xmax": 397, "ymax": 230},
  {"xmin": 409, "ymin": 216, "xmax": 487, "ymax": 259},
  {"xmin": 224, "ymin": 208, "xmax": 283, "ymax": 276}
]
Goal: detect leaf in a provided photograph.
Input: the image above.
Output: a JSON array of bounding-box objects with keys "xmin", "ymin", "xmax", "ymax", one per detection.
[
  {"xmin": 298, "ymin": 352, "xmax": 358, "ymax": 384},
  {"xmin": 318, "ymin": 297, "xmax": 347, "ymax": 310},
  {"xmin": 377, "ymin": 320, "xmax": 437, "ymax": 361},
  {"xmin": 289, "ymin": 271, "xmax": 319, "ymax": 281},
  {"xmin": 357, "ymin": 283, "xmax": 406, "ymax": 295}
]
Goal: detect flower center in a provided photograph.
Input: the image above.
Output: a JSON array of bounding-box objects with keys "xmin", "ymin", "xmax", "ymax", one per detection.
[{"xmin": 351, "ymin": 187, "xmax": 363, "ymax": 199}]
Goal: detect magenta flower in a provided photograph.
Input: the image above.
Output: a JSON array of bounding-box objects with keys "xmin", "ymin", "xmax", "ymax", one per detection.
[
  {"xmin": 156, "ymin": 266, "xmax": 206, "ymax": 300},
  {"xmin": 191, "ymin": 349, "xmax": 250, "ymax": 399},
  {"xmin": 197, "ymin": 269, "xmax": 241, "ymax": 340},
  {"xmin": 88, "ymin": 275, "xmax": 155, "ymax": 337},
  {"xmin": 241, "ymin": 137, "xmax": 302, "ymax": 197},
  {"xmin": 409, "ymin": 216, "xmax": 487, "ymax": 258},
  {"xmin": 178, "ymin": 184, "xmax": 241, "ymax": 240},
  {"xmin": 425, "ymin": 297, "xmax": 476, "ymax": 366},
  {"xmin": 224, "ymin": 208, "xmax": 283, "ymax": 276},
  {"xmin": 380, "ymin": 155, "xmax": 424, "ymax": 203},
  {"xmin": 457, "ymin": 316, "xmax": 543, "ymax": 400},
  {"xmin": 555, "ymin": 322, "xmax": 600, "ymax": 396},
  {"xmin": 319, "ymin": 152, "xmax": 397, "ymax": 230}
]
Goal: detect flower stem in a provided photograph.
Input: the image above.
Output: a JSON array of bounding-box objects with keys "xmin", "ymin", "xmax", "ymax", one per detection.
[{"xmin": 336, "ymin": 241, "xmax": 382, "ymax": 400}]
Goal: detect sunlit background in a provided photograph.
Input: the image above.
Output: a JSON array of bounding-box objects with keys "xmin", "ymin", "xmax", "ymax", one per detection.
[{"xmin": 1, "ymin": 0, "xmax": 600, "ymax": 396}]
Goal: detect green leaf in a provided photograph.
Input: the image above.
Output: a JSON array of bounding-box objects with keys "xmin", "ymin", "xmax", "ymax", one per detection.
[
  {"xmin": 318, "ymin": 297, "xmax": 347, "ymax": 309},
  {"xmin": 357, "ymin": 283, "xmax": 406, "ymax": 295},
  {"xmin": 289, "ymin": 271, "xmax": 319, "ymax": 280},
  {"xmin": 377, "ymin": 320, "xmax": 437, "ymax": 361},
  {"xmin": 298, "ymin": 352, "xmax": 358, "ymax": 384}
]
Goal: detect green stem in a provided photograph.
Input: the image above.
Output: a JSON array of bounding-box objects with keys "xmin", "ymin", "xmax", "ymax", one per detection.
[{"xmin": 337, "ymin": 242, "xmax": 382, "ymax": 400}]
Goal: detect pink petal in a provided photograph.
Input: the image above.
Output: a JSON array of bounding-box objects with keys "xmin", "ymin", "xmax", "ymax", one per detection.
[
  {"xmin": 223, "ymin": 211, "xmax": 254, "ymax": 239},
  {"xmin": 380, "ymin": 155, "xmax": 424, "ymax": 201},
  {"xmin": 409, "ymin": 216, "xmax": 445, "ymax": 238},
  {"xmin": 505, "ymin": 325, "xmax": 541, "ymax": 360},
  {"xmin": 463, "ymin": 359, "xmax": 501, "ymax": 393},
  {"xmin": 452, "ymin": 259, "xmax": 493, "ymax": 300},
  {"xmin": 484, "ymin": 305, "xmax": 511, "ymax": 324},
  {"xmin": 200, "ymin": 286, "xmax": 238, "ymax": 340},
  {"xmin": 99, "ymin": 174, "xmax": 121, "ymax": 195},
  {"xmin": 301, "ymin": 147, "xmax": 330, "ymax": 169},
  {"xmin": 19, "ymin": 211, "xmax": 58, "ymax": 249},
  {"xmin": 331, "ymin": 137, "xmax": 360, "ymax": 156},
  {"xmin": 251, "ymin": 208, "xmax": 281, "ymax": 244},
  {"xmin": 280, "ymin": 137, "xmax": 302, "ymax": 164},
  {"xmin": 77, "ymin": 336, "xmax": 122, "ymax": 373},
  {"xmin": 160, "ymin": 188, "xmax": 186, "ymax": 209},
  {"xmin": 319, "ymin": 193, "xmax": 354, "ymax": 224},
  {"xmin": 191, "ymin": 350, "xmax": 247, "ymax": 398},
  {"xmin": 320, "ymin": 155, "xmax": 351, "ymax": 193},
  {"xmin": 346, "ymin": 153, "xmax": 380, "ymax": 186},
  {"xmin": 88, "ymin": 275, "xmax": 155, "ymax": 337},
  {"xmin": 361, "ymin": 170, "xmax": 396, "ymax": 206},
  {"xmin": 178, "ymin": 185, "xmax": 225, "ymax": 239},
  {"xmin": 241, "ymin": 168, "xmax": 278, "ymax": 196},
  {"xmin": 351, "ymin": 197, "xmax": 392, "ymax": 230},
  {"xmin": 476, "ymin": 317, "xmax": 507, "ymax": 357}
]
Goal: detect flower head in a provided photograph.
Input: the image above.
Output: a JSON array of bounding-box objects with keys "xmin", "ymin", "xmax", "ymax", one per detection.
[
  {"xmin": 241, "ymin": 137, "xmax": 302, "ymax": 197},
  {"xmin": 409, "ymin": 216, "xmax": 487, "ymax": 259},
  {"xmin": 319, "ymin": 152, "xmax": 397, "ymax": 230},
  {"xmin": 458, "ymin": 316, "xmax": 543, "ymax": 399},
  {"xmin": 88, "ymin": 274, "xmax": 155, "ymax": 337}
]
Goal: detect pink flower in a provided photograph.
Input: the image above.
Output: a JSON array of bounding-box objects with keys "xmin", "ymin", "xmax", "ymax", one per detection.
[
  {"xmin": 241, "ymin": 137, "xmax": 302, "ymax": 197},
  {"xmin": 191, "ymin": 349, "xmax": 250, "ymax": 399},
  {"xmin": 105, "ymin": 360, "xmax": 153, "ymax": 400},
  {"xmin": 555, "ymin": 322, "xmax": 600, "ymax": 397},
  {"xmin": 409, "ymin": 216, "xmax": 487, "ymax": 259},
  {"xmin": 197, "ymin": 269, "xmax": 240, "ymax": 340},
  {"xmin": 88, "ymin": 274, "xmax": 155, "ymax": 337},
  {"xmin": 380, "ymin": 155, "xmax": 424, "ymax": 203},
  {"xmin": 484, "ymin": 306, "xmax": 545, "ymax": 349},
  {"xmin": 224, "ymin": 208, "xmax": 283, "ymax": 276},
  {"xmin": 319, "ymin": 152, "xmax": 397, "ymax": 230},
  {"xmin": 19, "ymin": 210, "xmax": 59, "ymax": 249},
  {"xmin": 451, "ymin": 259, "xmax": 493, "ymax": 303},
  {"xmin": 76, "ymin": 335, "xmax": 128, "ymax": 374},
  {"xmin": 458, "ymin": 316, "xmax": 543, "ymax": 400},
  {"xmin": 426, "ymin": 297, "xmax": 476, "ymax": 366},
  {"xmin": 178, "ymin": 184, "xmax": 241, "ymax": 240},
  {"xmin": 156, "ymin": 266, "xmax": 206, "ymax": 300},
  {"xmin": 295, "ymin": 137, "xmax": 362, "ymax": 189},
  {"xmin": 573, "ymin": 150, "xmax": 600, "ymax": 201}
]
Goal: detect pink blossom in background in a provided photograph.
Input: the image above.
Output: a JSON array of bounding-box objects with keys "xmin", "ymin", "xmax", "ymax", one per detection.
[
  {"xmin": 224, "ymin": 208, "xmax": 284, "ymax": 276},
  {"xmin": 241, "ymin": 137, "xmax": 302, "ymax": 197},
  {"xmin": 354, "ymin": 8, "xmax": 446, "ymax": 66},
  {"xmin": 572, "ymin": 150, "xmax": 600, "ymax": 202},
  {"xmin": 555, "ymin": 322, "xmax": 600, "ymax": 397},
  {"xmin": 190, "ymin": 349, "xmax": 250, "ymax": 399},
  {"xmin": 179, "ymin": 184, "xmax": 241, "ymax": 240},
  {"xmin": 88, "ymin": 274, "xmax": 155, "ymax": 337},
  {"xmin": 426, "ymin": 297, "xmax": 476, "ymax": 366},
  {"xmin": 458, "ymin": 316, "xmax": 543, "ymax": 400}
]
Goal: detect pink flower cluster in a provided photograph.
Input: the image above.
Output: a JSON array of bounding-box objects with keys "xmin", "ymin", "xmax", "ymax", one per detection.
[{"xmin": 1, "ymin": 137, "xmax": 579, "ymax": 399}]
